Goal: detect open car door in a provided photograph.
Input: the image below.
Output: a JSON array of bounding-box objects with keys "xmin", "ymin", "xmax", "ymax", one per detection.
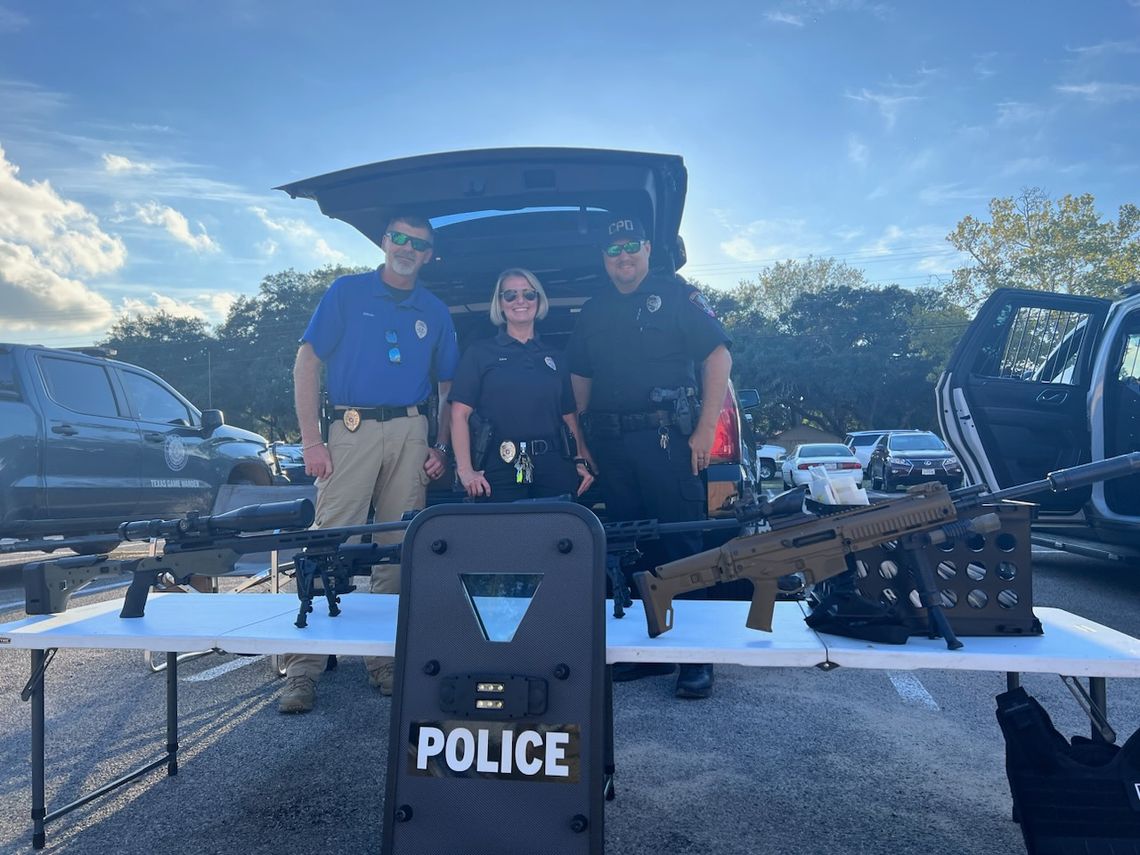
[
  {"xmin": 1089, "ymin": 290, "xmax": 1140, "ymax": 530},
  {"xmin": 937, "ymin": 288, "xmax": 1111, "ymax": 514}
]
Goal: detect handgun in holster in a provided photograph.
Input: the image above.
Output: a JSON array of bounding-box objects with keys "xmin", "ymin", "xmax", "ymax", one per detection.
[
  {"xmin": 559, "ymin": 422, "xmax": 578, "ymax": 460},
  {"xmin": 649, "ymin": 386, "xmax": 700, "ymax": 436},
  {"xmin": 470, "ymin": 411, "xmax": 494, "ymax": 470}
]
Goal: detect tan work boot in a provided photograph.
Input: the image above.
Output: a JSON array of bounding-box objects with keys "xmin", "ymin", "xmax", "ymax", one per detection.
[
  {"xmin": 368, "ymin": 660, "xmax": 395, "ymax": 696},
  {"xmin": 278, "ymin": 675, "xmax": 316, "ymax": 714}
]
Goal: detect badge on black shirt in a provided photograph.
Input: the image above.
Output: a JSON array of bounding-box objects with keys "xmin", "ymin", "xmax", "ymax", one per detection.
[
  {"xmin": 646, "ymin": 294, "xmax": 662, "ymax": 313},
  {"xmin": 544, "ymin": 356, "xmax": 557, "ymax": 371}
]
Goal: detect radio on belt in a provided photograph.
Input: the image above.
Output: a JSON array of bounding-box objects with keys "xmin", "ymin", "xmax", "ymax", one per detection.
[{"xmin": 382, "ymin": 502, "xmax": 607, "ymax": 855}]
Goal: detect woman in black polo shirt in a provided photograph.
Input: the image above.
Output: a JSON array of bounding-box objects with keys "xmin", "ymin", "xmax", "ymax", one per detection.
[{"xmin": 449, "ymin": 268, "xmax": 595, "ymax": 500}]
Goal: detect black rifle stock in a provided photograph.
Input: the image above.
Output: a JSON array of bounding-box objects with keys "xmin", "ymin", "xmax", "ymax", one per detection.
[
  {"xmin": 633, "ymin": 452, "xmax": 1140, "ymax": 646},
  {"xmin": 21, "ymin": 498, "xmax": 408, "ymax": 627}
]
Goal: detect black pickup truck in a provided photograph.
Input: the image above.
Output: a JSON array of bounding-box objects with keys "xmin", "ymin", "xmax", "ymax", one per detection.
[{"xmin": 0, "ymin": 343, "xmax": 282, "ymax": 541}]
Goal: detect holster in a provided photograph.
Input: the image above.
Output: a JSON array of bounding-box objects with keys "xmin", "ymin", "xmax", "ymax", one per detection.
[
  {"xmin": 470, "ymin": 411, "xmax": 494, "ymax": 470},
  {"xmin": 559, "ymin": 422, "xmax": 578, "ymax": 460}
]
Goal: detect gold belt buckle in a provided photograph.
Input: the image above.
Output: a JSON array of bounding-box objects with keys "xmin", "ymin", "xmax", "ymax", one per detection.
[{"xmin": 343, "ymin": 408, "xmax": 362, "ymax": 432}]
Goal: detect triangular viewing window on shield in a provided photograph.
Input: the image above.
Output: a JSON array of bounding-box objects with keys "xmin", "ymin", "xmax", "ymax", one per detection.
[{"xmin": 459, "ymin": 573, "xmax": 543, "ymax": 642}]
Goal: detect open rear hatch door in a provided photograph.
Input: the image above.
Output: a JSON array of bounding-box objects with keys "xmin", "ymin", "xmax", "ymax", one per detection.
[
  {"xmin": 936, "ymin": 288, "xmax": 1111, "ymax": 513},
  {"xmin": 276, "ymin": 148, "xmax": 688, "ymax": 307}
]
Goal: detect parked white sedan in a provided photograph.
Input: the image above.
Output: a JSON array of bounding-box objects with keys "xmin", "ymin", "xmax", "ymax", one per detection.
[{"xmin": 780, "ymin": 443, "xmax": 864, "ymax": 491}]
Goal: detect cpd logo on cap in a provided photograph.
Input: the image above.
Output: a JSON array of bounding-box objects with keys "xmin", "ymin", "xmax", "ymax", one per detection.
[{"xmin": 608, "ymin": 219, "xmax": 635, "ymax": 235}]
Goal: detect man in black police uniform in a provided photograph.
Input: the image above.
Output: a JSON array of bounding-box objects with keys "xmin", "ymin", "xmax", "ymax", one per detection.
[{"xmin": 568, "ymin": 216, "xmax": 732, "ymax": 699}]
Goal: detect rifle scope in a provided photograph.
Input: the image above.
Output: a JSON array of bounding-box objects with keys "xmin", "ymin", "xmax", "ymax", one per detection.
[{"xmin": 119, "ymin": 498, "xmax": 316, "ymax": 541}]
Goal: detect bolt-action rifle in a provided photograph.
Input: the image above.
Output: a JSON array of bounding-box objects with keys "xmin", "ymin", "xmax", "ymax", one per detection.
[
  {"xmin": 633, "ymin": 453, "xmax": 1140, "ymax": 649},
  {"xmin": 17, "ymin": 499, "xmax": 408, "ymax": 628}
]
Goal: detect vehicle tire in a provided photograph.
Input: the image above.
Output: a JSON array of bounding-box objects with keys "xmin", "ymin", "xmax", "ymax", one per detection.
[
  {"xmin": 782, "ymin": 478, "xmax": 791, "ymax": 490},
  {"xmin": 758, "ymin": 460, "xmax": 775, "ymax": 481}
]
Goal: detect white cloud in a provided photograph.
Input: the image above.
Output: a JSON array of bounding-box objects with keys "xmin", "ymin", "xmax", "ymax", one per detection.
[
  {"xmin": 251, "ymin": 205, "xmax": 346, "ymax": 262},
  {"xmin": 917, "ymin": 183, "xmax": 989, "ymax": 205},
  {"xmin": 995, "ymin": 101, "xmax": 1047, "ymax": 125},
  {"xmin": 0, "ymin": 5, "xmax": 29, "ymax": 33},
  {"xmin": 974, "ymin": 52, "xmax": 998, "ymax": 79},
  {"xmin": 102, "ymin": 153, "xmax": 155, "ymax": 174},
  {"xmin": 134, "ymin": 201, "xmax": 219, "ymax": 252},
  {"xmin": 845, "ymin": 88, "xmax": 922, "ymax": 130},
  {"xmin": 1066, "ymin": 40, "xmax": 1140, "ymax": 57},
  {"xmin": 1056, "ymin": 81, "xmax": 1140, "ymax": 103},
  {"xmin": 0, "ymin": 144, "xmax": 122, "ymax": 332},
  {"xmin": 718, "ymin": 218, "xmax": 818, "ymax": 264},
  {"xmin": 118, "ymin": 290, "xmax": 237, "ymax": 325},
  {"xmin": 766, "ymin": 11, "xmax": 804, "ymax": 26},
  {"xmin": 846, "ymin": 135, "xmax": 869, "ymax": 168}
]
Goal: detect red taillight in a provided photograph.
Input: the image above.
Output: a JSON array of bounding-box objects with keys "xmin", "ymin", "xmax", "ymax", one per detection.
[
  {"xmin": 709, "ymin": 387, "xmax": 740, "ymax": 464},
  {"xmin": 839, "ymin": 462, "xmax": 861, "ymax": 470}
]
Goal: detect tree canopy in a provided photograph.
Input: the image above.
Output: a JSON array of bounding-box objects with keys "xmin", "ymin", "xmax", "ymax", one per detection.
[{"xmin": 946, "ymin": 188, "xmax": 1140, "ymax": 309}]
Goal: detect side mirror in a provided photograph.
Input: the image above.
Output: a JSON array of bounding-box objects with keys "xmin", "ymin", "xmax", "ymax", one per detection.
[
  {"xmin": 736, "ymin": 388, "xmax": 760, "ymax": 409},
  {"xmin": 200, "ymin": 409, "xmax": 225, "ymax": 433}
]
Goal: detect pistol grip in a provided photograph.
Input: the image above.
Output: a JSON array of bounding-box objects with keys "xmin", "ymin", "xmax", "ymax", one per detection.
[
  {"xmin": 633, "ymin": 570, "xmax": 674, "ymax": 638},
  {"xmin": 120, "ymin": 570, "xmax": 158, "ymax": 618},
  {"xmin": 745, "ymin": 578, "xmax": 778, "ymax": 632}
]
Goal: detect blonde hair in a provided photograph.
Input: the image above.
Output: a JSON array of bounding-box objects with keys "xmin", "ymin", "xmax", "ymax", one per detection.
[{"xmin": 489, "ymin": 268, "xmax": 549, "ymax": 326}]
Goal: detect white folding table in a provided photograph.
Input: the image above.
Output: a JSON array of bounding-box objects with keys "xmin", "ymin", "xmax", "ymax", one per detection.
[{"xmin": 3, "ymin": 593, "xmax": 1139, "ymax": 849}]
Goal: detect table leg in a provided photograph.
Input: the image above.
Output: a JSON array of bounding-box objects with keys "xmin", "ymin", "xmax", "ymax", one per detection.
[
  {"xmin": 167, "ymin": 652, "xmax": 179, "ymax": 775},
  {"xmin": 30, "ymin": 649, "xmax": 46, "ymax": 850},
  {"xmin": 1089, "ymin": 677, "xmax": 1108, "ymax": 743},
  {"xmin": 603, "ymin": 666, "xmax": 615, "ymax": 802}
]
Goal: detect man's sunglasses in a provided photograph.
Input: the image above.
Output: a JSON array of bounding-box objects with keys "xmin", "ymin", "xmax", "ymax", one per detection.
[
  {"xmin": 501, "ymin": 289, "xmax": 538, "ymax": 303},
  {"xmin": 386, "ymin": 230, "xmax": 433, "ymax": 252},
  {"xmin": 386, "ymin": 329, "xmax": 401, "ymax": 364},
  {"xmin": 604, "ymin": 240, "xmax": 644, "ymax": 257}
]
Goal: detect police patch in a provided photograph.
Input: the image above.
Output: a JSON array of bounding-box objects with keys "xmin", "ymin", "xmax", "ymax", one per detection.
[
  {"xmin": 544, "ymin": 356, "xmax": 557, "ymax": 371},
  {"xmin": 645, "ymin": 294, "xmax": 662, "ymax": 313},
  {"xmin": 415, "ymin": 319, "xmax": 428, "ymax": 339},
  {"xmin": 688, "ymin": 291, "xmax": 717, "ymax": 318}
]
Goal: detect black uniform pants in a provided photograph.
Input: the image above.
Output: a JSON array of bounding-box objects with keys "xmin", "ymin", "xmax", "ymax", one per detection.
[
  {"xmin": 592, "ymin": 425, "xmax": 707, "ymax": 595},
  {"xmin": 482, "ymin": 450, "xmax": 578, "ymax": 502}
]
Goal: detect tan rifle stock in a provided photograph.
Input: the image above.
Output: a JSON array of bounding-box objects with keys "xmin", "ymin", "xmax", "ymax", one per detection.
[{"xmin": 633, "ymin": 483, "xmax": 958, "ymax": 638}]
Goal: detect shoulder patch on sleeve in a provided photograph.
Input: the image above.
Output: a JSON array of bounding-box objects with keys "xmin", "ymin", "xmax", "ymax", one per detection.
[{"xmin": 688, "ymin": 290, "xmax": 718, "ymax": 319}]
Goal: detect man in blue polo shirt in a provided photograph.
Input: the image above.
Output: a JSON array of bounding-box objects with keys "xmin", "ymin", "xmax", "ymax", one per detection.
[{"xmin": 280, "ymin": 213, "xmax": 459, "ymax": 714}]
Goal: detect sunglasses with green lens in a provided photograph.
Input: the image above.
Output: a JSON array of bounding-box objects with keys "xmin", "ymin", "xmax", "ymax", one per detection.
[
  {"xmin": 604, "ymin": 240, "xmax": 644, "ymax": 257},
  {"xmin": 386, "ymin": 230, "xmax": 433, "ymax": 252}
]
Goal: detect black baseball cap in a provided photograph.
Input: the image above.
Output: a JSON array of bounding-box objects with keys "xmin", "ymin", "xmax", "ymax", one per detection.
[{"xmin": 601, "ymin": 216, "xmax": 647, "ymax": 246}]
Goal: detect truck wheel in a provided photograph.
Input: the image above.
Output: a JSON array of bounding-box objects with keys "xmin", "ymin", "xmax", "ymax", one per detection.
[{"xmin": 758, "ymin": 460, "xmax": 775, "ymax": 480}]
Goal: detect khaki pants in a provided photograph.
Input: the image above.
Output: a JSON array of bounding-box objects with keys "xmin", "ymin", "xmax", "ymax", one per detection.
[{"xmin": 283, "ymin": 413, "xmax": 430, "ymax": 681}]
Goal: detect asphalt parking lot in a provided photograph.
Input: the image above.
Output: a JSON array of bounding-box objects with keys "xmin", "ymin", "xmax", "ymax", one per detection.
[{"xmin": 0, "ymin": 532, "xmax": 1137, "ymax": 854}]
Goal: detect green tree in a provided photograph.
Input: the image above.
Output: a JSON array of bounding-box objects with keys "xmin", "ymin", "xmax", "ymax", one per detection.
[
  {"xmin": 740, "ymin": 256, "xmax": 867, "ymax": 319},
  {"xmin": 214, "ymin": 265, "xmax": 368, "ymax": 439},
  {"xmin": 946, "ymin": 188, "xmax": 1140, "ymax": 309},
  {"xmin": 98, "ymin": 312, "xmax": 216, "ymax": 410}
]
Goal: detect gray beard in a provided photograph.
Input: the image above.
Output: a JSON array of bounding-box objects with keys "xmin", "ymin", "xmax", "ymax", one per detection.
[{"xmin": 390, "ymin": 256, "xmax": 418, "ymax": 276}]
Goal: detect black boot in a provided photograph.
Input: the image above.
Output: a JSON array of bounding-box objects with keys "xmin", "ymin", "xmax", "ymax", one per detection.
[
  {"xmin": 675, "ymin": 664, "xmax": 714, "ymax": 699},
  {"xmin": 611, "ymin": 662, "xmax": 676, "ymax": 682}
]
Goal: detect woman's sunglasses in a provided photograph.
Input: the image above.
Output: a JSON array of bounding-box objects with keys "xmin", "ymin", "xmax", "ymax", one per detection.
[{"xmin": 501, "ymin": 289, "xmax": 538, "ymax": 303}]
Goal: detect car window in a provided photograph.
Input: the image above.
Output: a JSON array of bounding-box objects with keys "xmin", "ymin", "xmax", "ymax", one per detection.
[
  {"xmin": 888, "ymin": 433, "xmax": 946, "ymax": 452},
  {"xmin": 38, "ymin": 356, "xmax": 121, "ymax": 417},
  {"xmin": 1117, "ymin": 332, "xmax": 1140, "ymax": 385},
  {"xmin": 800, "ymin": 444, "xmax": 853, "ymax": 457},
  {"xmin": 971, "ymin": 305, "xmax": 1091, "ymax": 386},
  {"xmin": 121, "ymin": 370, "xmax": 194, "ymax": 425},
  {"xmin": 848, "ymin": 434, "xmax": 881, "ymax": 447},
  {"xmin": 0, "ymin": 353, "xmax": 20, "ymax": 400}
]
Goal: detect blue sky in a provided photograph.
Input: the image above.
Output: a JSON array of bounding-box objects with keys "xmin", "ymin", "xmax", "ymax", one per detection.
[{"xmin": 2, "ymin": 1, "xmax": 1138, "ymax": 347}]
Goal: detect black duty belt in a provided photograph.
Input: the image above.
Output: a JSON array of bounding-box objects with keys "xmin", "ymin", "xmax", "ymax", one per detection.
[
  {"xmin": 499, "ymin": 437, "xmax": 557, "ymax": 456},
  {"xmin": 590, "ymin": 411, "xmax": 674, "ymax": 434},
  {"xmin": 336, "ymin": 403, "xmax": 428, "ymax": 431}
]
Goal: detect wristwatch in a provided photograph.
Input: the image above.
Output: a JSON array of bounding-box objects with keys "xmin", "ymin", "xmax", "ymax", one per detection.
[{"xmin": 432, "ymin": 442, "xmax": 450, "ymax": 455}]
